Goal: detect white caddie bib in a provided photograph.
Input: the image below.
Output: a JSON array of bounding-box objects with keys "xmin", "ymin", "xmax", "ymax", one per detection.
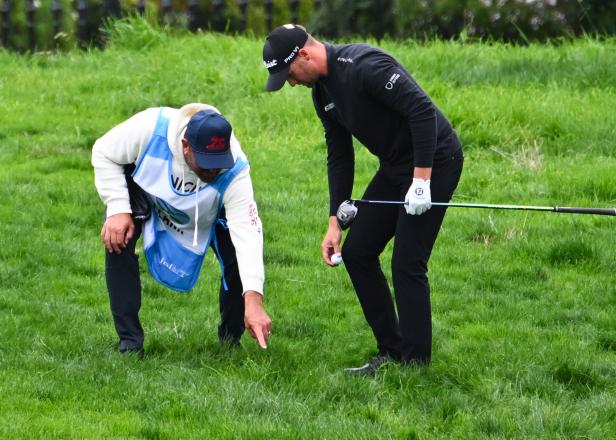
[{"xmin": 131, "ymin": 107, "xmax": 247, "ymax": 292}]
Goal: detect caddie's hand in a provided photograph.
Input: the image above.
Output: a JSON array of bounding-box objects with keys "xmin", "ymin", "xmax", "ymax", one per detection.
[
  {"xmin": 322, "ymin": 216, "xmax": 342, "ymax": 266},
  {"xmin": 244, "ymin": 291, "xmax": 272, "ymax": 349},
  {"xmin": 101, "ymin": 213, "xmax": 134, "ymax": 254},
  {"xmin": 405, "ymin": 178, "xmax": 432, "ymax": 215}
]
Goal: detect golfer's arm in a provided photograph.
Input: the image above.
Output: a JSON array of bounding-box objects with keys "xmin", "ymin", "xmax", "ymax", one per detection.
[
  {"xmin": 360, "ymin": 57, "xmax": 437, "ymax": 168},
  {"xmin": 313, "ymin": 89, "xmax": 355, "ymax": 216},
  {"xmin": 413, "ymin": 167, "xmax": 432, "ymax": 180},
  {"xmin": 328, "ymin": 215, "xmax": 340, "ymax": 230},
  {"xmin": 320, "ymin": 119, "xmax": 354, "ymax": 216}
]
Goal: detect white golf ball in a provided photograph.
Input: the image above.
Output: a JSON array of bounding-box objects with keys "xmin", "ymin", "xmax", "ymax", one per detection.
[{"xmin": 331, "ymin": 253, "xmax": 343, "ymax": 266}]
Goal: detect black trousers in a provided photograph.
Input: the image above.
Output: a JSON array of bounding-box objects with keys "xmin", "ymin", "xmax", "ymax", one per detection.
[
  {"xmin": 105, "ymin": 216, "xmax": 245, "ymax": 350},
  {"xmin": 342, "ymin": 148, "xmax": 464, "ymax": 364}
]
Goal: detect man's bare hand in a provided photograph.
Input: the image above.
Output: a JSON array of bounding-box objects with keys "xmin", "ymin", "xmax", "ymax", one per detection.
[
  {"xmin": 101, "ymin": 213, "xmax": 134, "ymax": 254},
  {"xmin": 322, "ymin": 216, "xmax": 342, "ymax": 266},
  {"xmin": 244, "ymin": 291, "xmax": 272, "ymax": 349}
]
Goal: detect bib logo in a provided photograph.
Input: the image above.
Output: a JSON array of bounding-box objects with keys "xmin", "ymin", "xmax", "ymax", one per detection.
[
  {"xmin": 155, "ymin": 198, "xmax": 190, "ymax": 225},
  {"xmin": 159, "ymin": 257, "xmax": 189, "ymax": 278}
]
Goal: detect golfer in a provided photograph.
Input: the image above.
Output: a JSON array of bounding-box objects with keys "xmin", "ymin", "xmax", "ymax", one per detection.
[
  {"xmin": 92, "ymin": 103, "xmax": 272, "ymax": 356},
  {"xmin": 263, "ymin": 25, "xmax": 463, "ymax": 374}
]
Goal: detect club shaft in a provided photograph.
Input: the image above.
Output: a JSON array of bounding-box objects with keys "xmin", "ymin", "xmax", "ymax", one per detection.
[{"xmin": 351, "ymin": 200, "xmax": 616, "ymax": 216}]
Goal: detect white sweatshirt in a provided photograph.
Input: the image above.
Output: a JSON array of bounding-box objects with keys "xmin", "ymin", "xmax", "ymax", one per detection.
[{"xmin": 92, "ymin": 103, "xmax": 264, "ymax": 295}]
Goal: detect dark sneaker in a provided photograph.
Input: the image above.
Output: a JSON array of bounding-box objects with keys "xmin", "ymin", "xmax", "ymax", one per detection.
[
  {"xmin": 219, "ymin": 336, "xmax": 241, "ymax": 348},
  {"xmin": 119, "ymin": 345, "xmax": 144, "ymax": 359},
  {"xmin": 344, "ymin": 354, "xmax": 394, "ymax": 376}
]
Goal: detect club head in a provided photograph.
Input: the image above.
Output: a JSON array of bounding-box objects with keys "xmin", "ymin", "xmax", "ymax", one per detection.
[{"xmin": 337, "ymin": 200, "xmax": 358, "ymax": 230}]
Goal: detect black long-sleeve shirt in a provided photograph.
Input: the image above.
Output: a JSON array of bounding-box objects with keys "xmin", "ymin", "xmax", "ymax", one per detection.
[{"xmin": 312, "ymin": 43, "xmax": 456, "ymax": 215}]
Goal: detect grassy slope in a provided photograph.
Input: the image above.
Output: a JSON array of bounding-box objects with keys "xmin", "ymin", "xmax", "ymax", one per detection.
[{"xmin": 0, "ymin": 27, "xmax": 615, "ymax": 439}]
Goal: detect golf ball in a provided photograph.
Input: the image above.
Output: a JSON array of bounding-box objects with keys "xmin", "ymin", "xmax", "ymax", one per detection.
[{"xmin": 331, "ymin": 253, "xmax": 343, "ymax": 266}]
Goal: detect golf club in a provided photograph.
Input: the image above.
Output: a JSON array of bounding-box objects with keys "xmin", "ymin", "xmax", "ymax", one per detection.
[{"xmin": 336, "ymin": 199, "xmax": 616, "ymax": 229}]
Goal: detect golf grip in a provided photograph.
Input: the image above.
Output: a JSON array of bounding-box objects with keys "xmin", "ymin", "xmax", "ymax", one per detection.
[
  {"xmin": 351, "ymin": 200, "xmax": 616, "ymax": 216},
  {"xmin": 554, "ymin": 207, "xmax": 616, "ymax": 216}
]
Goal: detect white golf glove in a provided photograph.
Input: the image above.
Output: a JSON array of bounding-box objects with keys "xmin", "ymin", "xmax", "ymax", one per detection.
[{"xmin": 404, "ymin": 178, "xmax": 432, "ymax": 215}]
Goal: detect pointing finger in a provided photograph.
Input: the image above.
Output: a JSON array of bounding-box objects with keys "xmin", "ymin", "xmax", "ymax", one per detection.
[{"xmin": 255, "ymin": 327, "xmax": 267, "ymax": 349}]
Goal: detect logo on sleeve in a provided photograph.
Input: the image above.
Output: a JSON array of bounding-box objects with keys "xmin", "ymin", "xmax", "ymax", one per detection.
[
  {"xmin": 385, "ymin": 73, "xmax": 400, "ymax": 90},
  {"xmin": 324, "ymin": 102, "xmax": 335, "ymax": 112}
]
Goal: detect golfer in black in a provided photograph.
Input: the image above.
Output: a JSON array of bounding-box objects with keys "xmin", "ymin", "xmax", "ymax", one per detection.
[{"xmin": 263, "ymin": 24, "xmax": 464, "ymax": 375}]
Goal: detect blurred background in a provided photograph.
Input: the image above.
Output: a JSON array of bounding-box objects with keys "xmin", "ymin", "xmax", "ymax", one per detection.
[{"xmin": 1, "ymin": 0, "xmax": 616, "ymax": 52}]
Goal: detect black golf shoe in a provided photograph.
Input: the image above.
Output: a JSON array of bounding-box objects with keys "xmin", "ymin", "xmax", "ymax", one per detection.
[{"xmin": 344, "ymin": 354, "xmax": 395, "ymax": 376}]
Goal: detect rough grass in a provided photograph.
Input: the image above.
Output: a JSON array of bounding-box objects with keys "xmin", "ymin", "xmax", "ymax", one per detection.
[{"xmin": 0, "ymin": 22, "xmax": 615, "ymax": 439}]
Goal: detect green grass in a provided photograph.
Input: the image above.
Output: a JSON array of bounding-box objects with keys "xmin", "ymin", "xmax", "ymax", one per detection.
[{"xmin": 0, "ymin": 23, "xmax": 615, "ymax": 438}]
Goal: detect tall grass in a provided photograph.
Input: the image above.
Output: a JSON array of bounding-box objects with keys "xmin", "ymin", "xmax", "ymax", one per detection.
[{"xmin": 0, "ymin": 21, "xmax": 615, "ymax": 439}]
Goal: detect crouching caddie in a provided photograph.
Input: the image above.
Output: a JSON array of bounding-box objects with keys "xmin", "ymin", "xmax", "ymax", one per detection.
[{"xmin": 92, "ymin": 103, "xmax": 272, "ymax": 356}]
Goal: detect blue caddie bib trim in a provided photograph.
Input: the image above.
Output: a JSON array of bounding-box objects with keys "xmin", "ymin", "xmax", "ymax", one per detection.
[
  {"xmin": 146, "ymin": 219, "xmax": 204, "ymax": 292},
  {"xmin": 133, "ymin": 108, "xmax": 170, "ymax": 176},
  {"xmin": 208, "ymin": 159, "xmax": 247, "ymax": 292},
  {"xmin": 212, "ymin": 218, "xmax": 230, "ymax": 291}
]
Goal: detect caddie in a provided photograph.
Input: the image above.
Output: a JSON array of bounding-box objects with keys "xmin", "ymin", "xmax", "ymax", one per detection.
[{"xmin": 92, "ymin": 103, "xmax": 272, "ymax": 356}]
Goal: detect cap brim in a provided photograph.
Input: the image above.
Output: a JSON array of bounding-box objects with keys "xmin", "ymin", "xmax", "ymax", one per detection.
[
  {"xmin": 192, "ymin": 150, "xmax": 235, "ymax": 170},
  {"xmin": 266, "ymin": 68, "xmax": 289, "ymax": 92}
]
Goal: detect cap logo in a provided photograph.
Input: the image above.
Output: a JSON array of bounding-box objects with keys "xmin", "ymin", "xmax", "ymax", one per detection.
[
  {"xmin": 207, "ymin": 136, "xmax": 227, "ymax": 151},
  {"xmin": 284, "ymin": 46, "xmax": 300, "ymax": 64},
  {"xmin": 264, "ymin": 59, "xmax": 277, "ymax": 69}
]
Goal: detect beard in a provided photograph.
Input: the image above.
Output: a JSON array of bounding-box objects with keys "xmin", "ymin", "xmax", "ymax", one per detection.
[{"xmin": 195, "ymin": 168, "xmax": 221, "ymax": 183}]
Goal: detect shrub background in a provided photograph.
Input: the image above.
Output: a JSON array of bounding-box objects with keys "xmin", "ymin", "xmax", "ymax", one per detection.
[{"xmin": 2, "ymin": 0, "xmax": 616, "ymax": 51}]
